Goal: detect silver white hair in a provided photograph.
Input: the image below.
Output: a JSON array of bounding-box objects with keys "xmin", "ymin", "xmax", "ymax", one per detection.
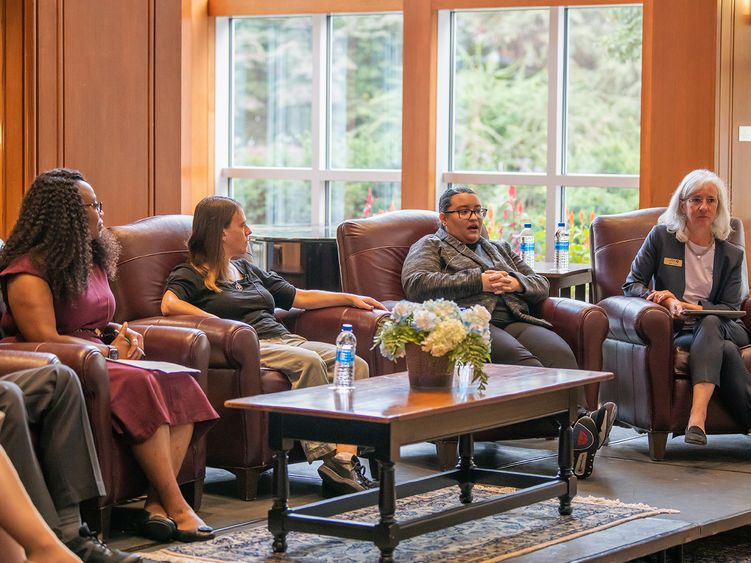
[{"xmin": 658, "ymin": 169, "xmax": 731, "ymax": 242}]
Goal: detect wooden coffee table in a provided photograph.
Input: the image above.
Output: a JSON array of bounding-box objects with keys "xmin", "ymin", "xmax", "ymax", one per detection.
[{"xmin": 227, "ymin": 364, "xmax": 612, "ymax": 562}]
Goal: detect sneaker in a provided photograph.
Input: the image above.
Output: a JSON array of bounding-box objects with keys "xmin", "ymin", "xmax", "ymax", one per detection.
[
  {"xmin": 64, "ymin": 524, "xmax": 144, "ymax": 562},
  {"xmin": 589, "ymin": 402, "xmax": 617, "ymax": 448},
  {"xmin": 318, "ymin": 453, "xmax": 375, "ymax": 496},
  {"xmin": 572, "ymin": 415, "xmax": 599, "ymax": 480}
]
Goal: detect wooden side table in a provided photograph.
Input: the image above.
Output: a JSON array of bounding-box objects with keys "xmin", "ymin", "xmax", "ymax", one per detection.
[{"xmin": 534, "ymin": 262, "xmax": 592, "ymax": 301}]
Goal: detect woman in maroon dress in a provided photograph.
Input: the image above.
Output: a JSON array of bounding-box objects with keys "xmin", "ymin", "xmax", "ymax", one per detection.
[{"xmin": 0, "ymin": 169, "xmax": 218, "ymax": 543}]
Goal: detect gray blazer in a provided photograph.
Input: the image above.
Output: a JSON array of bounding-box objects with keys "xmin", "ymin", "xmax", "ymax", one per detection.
[
  {"xmin": 623, "ymin": 225, "xmax": 746, "ymax": 310},
  {"xmin": 401, "ymin": 228, "xmax": 551, "ymax": 327}
]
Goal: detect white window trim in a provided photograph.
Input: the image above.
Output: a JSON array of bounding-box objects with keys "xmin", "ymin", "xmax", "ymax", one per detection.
[{"xmin": 436, "ymin": 6, "xmax": 639, "ymax": 260}]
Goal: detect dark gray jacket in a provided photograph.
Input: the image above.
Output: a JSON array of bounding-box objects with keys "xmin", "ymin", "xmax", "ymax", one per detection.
[
  {"xmin": 401, "ymin": 227, "xmax": 551, "ymax": 327},
  {"xmin": 623, "ymin": 224, "xmax": 746, "ymax": 310}
]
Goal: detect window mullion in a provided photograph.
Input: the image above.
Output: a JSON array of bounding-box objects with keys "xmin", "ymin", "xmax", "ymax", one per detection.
[
  {"xmin": 435, "ymin": 10, "xmax": 452, "ymax": 210},
  {"xmin": 215, "ymin": 17, "xmax": 231, "ymax": 197},
  {"xmin": 310, "ymin": 14, "xmax": 327, "ymax": 226},
  {"xmin": 545, "ymin": 6, "xmax": 565, "ymax": 261}
]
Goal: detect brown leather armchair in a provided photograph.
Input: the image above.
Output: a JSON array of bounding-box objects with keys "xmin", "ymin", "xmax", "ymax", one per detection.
[
  {"xmin": 107, "ymin": 215, "xmax": 390, "ymax": 500},
  {"xmin": 590, "ymin": 208, "xmax": 751, "ymax": 460},
  {"xmin": 0, "ymin": 323, "xmax": 210, "ymax": 536},
  {"xmin": 337, "ymin": 210, "xmax": 609, "ymax": 465}
]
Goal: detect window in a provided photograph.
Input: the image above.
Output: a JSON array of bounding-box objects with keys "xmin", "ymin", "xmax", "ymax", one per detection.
[
  {"xmin": 217, "ymin": 13, "xmax": 403, "ymax": 227},
  {"xmin": 437, "ymin": 5, "xmax": 642, "ymax": 262}
]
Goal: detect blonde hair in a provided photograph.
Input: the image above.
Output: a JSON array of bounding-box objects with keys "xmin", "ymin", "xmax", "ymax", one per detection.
[{"xmin": 658, "ymin": 169, "xmax": 731, "ymax": 242}]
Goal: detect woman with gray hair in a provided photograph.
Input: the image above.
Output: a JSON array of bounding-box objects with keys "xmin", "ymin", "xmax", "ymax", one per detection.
[{"xmin": 623, "ymin": 169, "xmax": 750, "ymax": 445}]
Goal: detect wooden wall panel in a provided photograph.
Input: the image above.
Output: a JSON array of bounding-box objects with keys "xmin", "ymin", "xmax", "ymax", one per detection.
[
  {"xmin": 720, "ymin": 0, "xmax": 751, "ymax": 269},
  {"xmin": 155, "ymin": 0, "xmax": 182, "ymax": 214},
  {"xmin": 639, "ymin": 0, "xmax": 717, "ymax": 208},
  {"xmin": 60, "ymin": 0, "xmax": 151, "ymax": 226},
  {"xmin": 181, "ymin": 0, "xmax": 213, "ymax": 215},
  {"xmin": 401, "ymin": 0, "xmax": 437, "ymax": 210},
  {"xmin": 3, "ymin": 0, "xmax": 184, "ymax": 234}
]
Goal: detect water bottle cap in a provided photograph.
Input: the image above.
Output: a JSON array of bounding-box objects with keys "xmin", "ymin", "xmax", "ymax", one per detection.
[
  {"xmin": 523, "ymin": 223, "xmax": 531, "ymax": 228},
  {"xmin": 557, "ymin": 222, "xmax": 565, "ymax": 227},
  {"xmin": 342, "ymin": 324, "xmax": 353, "ymax": 331}
]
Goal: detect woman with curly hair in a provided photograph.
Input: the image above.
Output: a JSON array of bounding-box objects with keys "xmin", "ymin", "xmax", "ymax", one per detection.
[{"xmin": 0, "ymin": 169, "xmax": 218, "ymax": 543}]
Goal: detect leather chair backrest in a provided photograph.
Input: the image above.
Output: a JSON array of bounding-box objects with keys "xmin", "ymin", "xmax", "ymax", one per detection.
[
  {"xmin": 337, "ymin": 210, "xmax": 441, "ymax": 303},
  {"xmin": 108, "ymin": 215, "xmax": 193, "ymax": 322},
  {"xmin": 590, "ymin": 207, "xmax": 747, "ymax": 303}
]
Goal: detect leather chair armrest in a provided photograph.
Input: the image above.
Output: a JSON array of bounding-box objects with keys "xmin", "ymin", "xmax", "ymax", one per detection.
[
  {"xmin": 278, "ymin": 307, "xmax": 394, "ymax": 376},
  {"xmin": 743, "ymin": 299, "xmax": 751, "ymax": 333},
  {"xmin": 538, "ymin": 298, "xmax": 608, "ymax": 372},
  {"xmin": 127, "ymin": 324, "xmax": 211, "ymax": 389},
  {"xmin": 599, "ymin": 296, "xmax": 673, "ymax": 346},
  {"xmin": 0, "ymin": 348, "xmax": 59, "ymax": 374},
  {"xmin": 0, "ymin": 341, "xmax": 113, "ymax": 478},
  {"xmin": 130, "ymin": 315, "xmax": 264, "ymax": 397}
]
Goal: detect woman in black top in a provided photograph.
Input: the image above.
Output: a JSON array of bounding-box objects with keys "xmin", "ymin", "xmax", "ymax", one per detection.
[{"xmin": 162, "ymin": 196, "xmax": 385, "ymax": 495}]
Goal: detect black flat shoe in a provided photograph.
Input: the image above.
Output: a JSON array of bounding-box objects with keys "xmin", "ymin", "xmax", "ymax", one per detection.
[
  {"xmin": 173, "ymin": 524, "xmax": 215, "ymax": 542},
  {"xmin": 685, "ymin": 425, "xmax": 707, "ymax": 445},
  {"xmin": 139, "ymin": 513, "xmax": 177, "ymax": 542}
]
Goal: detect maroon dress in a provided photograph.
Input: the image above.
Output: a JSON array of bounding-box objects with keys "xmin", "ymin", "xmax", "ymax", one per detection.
[{"xmin": 0, "ymin": 255, "xmax": 217, "ymax": 443}]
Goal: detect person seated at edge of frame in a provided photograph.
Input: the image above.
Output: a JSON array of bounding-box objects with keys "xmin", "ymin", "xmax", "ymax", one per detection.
[
  {"xmin": 0, "ymin": 439, "xmax": 81, "ymax": 563},
  {"xmin": 0, "ymin": 363, "xmax": 146, "ymax": 563},
  {"xmin": 401, "ymin": 185, "xmax": 616, "ymax": 480},
  {"xmin": 0, "ymin": 168, "xmax": 219, "ymax": 544},
  {"xmin": 160, "ymin": 195, "xmax": 387, "ymax": 496},
  {"xmin": 623, "ymin": 169, "xmax": 751, "ymax": 447}
]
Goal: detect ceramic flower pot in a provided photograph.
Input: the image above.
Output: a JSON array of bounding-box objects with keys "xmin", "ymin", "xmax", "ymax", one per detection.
[{"xmin": 405, "ymin": 342, "xmax": 454, "ymax": 390}]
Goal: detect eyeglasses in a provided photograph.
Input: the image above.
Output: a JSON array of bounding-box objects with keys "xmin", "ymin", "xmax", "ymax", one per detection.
[
  {"xmin": 684, "ymin": 197, "xmax": 717, "ymax": 207},
  {"xmin": 444, "ymin": 207, "xmax": 487, "ymax": 220},
  {"xmin": 84, "ymin": 201, "xmax": 104, "ymax": 213}
]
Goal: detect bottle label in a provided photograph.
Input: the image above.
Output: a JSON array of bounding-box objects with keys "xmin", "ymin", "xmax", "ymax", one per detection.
[
  {"xmin": 336, "ymin": 345, "xmax": 354, "ymax": 364},
  {"xmin": 554, "ymin": 241, "xmax": 569, "ymax": 251}
]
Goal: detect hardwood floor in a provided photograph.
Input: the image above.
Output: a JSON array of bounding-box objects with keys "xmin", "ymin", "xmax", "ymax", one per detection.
[{"xmin": 107, "ymin": 427, "xmax": 751, "ymax": 561}]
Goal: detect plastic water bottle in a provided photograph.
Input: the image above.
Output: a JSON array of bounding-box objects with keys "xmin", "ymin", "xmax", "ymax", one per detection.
[
  {"xmin": 519, "ymin": 223, "xmax": 535, "ymax": 269},
  {"xmin": 333, "ymin": 324, "xmax": 356, "ymax": 390},
  {"xmin": 554, "ymin": 222, "xmax": 569, "ymax": 271}
]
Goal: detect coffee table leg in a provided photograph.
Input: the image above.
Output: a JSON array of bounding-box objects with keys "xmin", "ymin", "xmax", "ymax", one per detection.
[
  {"xmin": 556, "ymin": 412, "xmax": 574, "ymax": 515},
  {"xmin": 270, "ymin": 448, "xmax": 289, "ymax": 553},
  {"xmin": 375, "ymin": 460, "xmax": 397, "ymax": 562},
  {"xmin": 457, "ymin": 433, "xmax": 475, "ymax": 503}
]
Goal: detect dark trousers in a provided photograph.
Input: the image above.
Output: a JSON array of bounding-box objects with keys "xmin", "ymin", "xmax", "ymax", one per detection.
[
  {"xmin": 490, "ymin": 322, "xmax": 578, "ymax": 369},
  {"xmin": 0, "ymin": 364, "xmax": 104, "ymax": 530},
  {"xmin": 489, "ymin": 322, "xmax": 585, "ymax": 409},
  {"xmin": 675, "ymin": 315, "xmax": 751, "ymax": 429}
]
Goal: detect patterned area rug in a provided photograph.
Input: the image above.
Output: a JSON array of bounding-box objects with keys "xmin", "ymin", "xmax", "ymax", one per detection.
[{"xmin": 142, "ymin": 484, "xmax": 677, "ymax": 562}]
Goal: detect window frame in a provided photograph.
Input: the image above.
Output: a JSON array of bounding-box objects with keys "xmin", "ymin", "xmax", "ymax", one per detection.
[
  {"xmin": 435, "ymin": 6, "xmax": 640, "ymax": 259},
  {"xmin": 215, "ymin": 13, "xmax": 402, "ymax": 227}
]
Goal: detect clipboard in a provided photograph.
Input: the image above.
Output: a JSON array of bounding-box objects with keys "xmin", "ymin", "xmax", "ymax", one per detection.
[{"xmin": 682, "ymin": 309, "xmax": 746, "ymax": 319}]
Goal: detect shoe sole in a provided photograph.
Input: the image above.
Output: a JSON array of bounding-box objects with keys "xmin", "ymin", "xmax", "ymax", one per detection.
[
  {"xmin": 573, "ymin": 416, "xmax": 599, "ymax": 480},
  {"xmin": 318, "ymin": 465, "xmax": 367, "ymax": 496},
  {"xmin": 597, "ymin": 403, "xmax": 617, "ymax": 448}
]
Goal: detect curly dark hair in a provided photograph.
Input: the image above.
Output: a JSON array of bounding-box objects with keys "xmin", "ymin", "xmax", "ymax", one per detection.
[{"xmin": 0, "ymin": 168, "xmax": 120, "ymax": 302}]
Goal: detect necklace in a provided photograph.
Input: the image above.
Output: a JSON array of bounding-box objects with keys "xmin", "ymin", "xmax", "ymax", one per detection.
[
  {"xmin": 686, "ymin": 239, "xmax": 714, "ymax": 259},
  {"xmin": 227, "ymin": 263, "xmax": 243, "ymax": 291}
]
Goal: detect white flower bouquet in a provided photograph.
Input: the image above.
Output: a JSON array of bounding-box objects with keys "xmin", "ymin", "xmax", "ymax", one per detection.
[{"xmin": 373, "ymin": 299, "xmax": 492, "ymax": 389}]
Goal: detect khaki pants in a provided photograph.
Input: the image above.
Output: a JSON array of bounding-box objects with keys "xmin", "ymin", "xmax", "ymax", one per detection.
[{"xmin": 260, "ymin": 334, "xmax": 369, "ymax": 461}]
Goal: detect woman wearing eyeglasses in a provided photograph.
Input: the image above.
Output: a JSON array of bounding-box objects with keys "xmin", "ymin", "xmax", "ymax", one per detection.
[
  {"xmin": 403, "ymin": 186, "xmax": 577, "ymax": 369},
  {"xmin": 0, "ymin": 168, "xmax": 219, "ymax": 543},
  {"xmin": 623, "ymin": 169, "xmax": 751, "ymax": 446},
  {"xmin": 402, "ymin": 186, "xmax": 616, "ymax": 480}
]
